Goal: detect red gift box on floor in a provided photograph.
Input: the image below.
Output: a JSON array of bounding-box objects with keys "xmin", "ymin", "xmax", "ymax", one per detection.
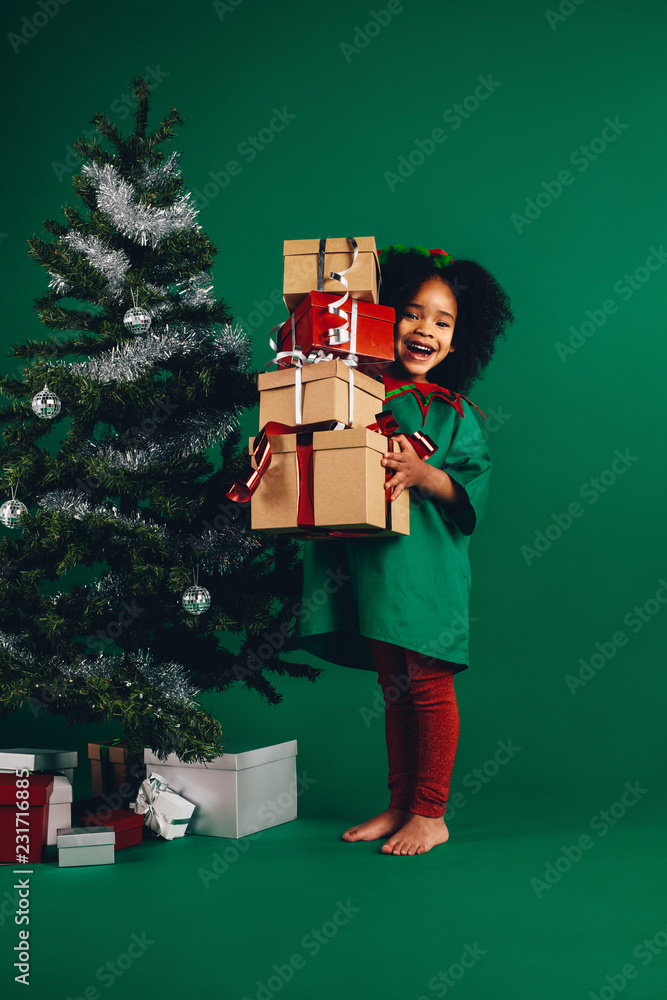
[
  {"xmin": 0, "ymin": 773, "xmax": 53, "ymax": 864},
  {"xmin": 277, "ymin": 291, "xmax": 395, "ymax": 369},
  {"xmin": 78, "ymin": 807, "xmax": 144, "ymax": 850}
]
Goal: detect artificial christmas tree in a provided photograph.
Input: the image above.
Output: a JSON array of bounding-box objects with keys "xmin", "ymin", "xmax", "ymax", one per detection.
[{"xmin": 0, "ymin": 77, "xmax": 320, "ymax": 781}]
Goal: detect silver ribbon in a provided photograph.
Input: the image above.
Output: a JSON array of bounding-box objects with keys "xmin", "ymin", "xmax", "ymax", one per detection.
[
  {"xmin": 265, "ymin": 238, "xmax": 361, "ymax": 426},
  {"xmin": 321, "ymin": 237, "xmax": 359, "ymax": 346}
]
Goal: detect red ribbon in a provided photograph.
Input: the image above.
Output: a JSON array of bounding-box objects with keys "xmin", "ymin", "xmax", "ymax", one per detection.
[
  {"xmin": 225, "ymin": 410, "xmax": 439, "ymax": 537},
  {"xmin": 368, "ymin": 411, "xmax": 437, "ymax": 460}
]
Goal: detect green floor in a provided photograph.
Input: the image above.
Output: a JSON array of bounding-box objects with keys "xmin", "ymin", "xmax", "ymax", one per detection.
[{"xmin": 2, "ymin": 791, "xmax": 665, "ymax": 1000}]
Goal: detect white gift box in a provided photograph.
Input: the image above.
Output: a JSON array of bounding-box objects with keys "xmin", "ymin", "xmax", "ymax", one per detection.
[
  {"xmin": 46, "ymin": 775, "xmax": 73, "ymax": 846},
  {"xmin": 132, "ymin": 773, "xmax": 196, "ymax": 840},
  {"xmin": 57, "ymin": 826, "xmax": 115, "ymax": 867},
  {"xmin": 0, "ymin": 748, "xmax": 77, "ymax": 787},
  {"xmin": 143, "ymin": 739, "xmax": 298, "ymax": 839}
]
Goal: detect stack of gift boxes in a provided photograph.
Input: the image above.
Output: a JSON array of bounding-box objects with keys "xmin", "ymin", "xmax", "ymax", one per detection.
[
  {"xmin": 0, "ymin": 736, "xmax": 301, "ymax": 862},
  {"xmin": 238, "ymin": 236, "xmax": 410, "ymax": 538},
  {"xmin": 0, "ymin": 744, "xmax": 197, "ymax": 867}
]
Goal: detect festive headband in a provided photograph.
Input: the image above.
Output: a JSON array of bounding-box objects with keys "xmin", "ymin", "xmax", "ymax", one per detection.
[{"xmin": 378, "ymin": 244, "xmax": 454, "ymax": 268}]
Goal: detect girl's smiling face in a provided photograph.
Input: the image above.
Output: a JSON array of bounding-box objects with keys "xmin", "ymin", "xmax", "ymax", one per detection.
[{"xmin": 390, "ymin": 276, "xmax": 457, "ymax": 382}]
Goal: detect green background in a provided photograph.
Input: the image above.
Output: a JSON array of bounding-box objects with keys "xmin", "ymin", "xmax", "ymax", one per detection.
[{"xmin": 1, "ymin": 0, "xmax": 665, "ymax": 997}]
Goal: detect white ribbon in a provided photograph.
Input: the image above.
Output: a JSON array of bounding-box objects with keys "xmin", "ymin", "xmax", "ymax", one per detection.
[
  {"xmin": 264, "ymin": 238, "xmax": 361, "ymax": 427},
  {"xmin": 322, "ymin": 237, "xmax": 359, "ymax": 346}
]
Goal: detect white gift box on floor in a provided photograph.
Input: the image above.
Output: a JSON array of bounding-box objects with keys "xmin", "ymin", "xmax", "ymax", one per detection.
[
  {"xmin": 143, "ymin": 739, "xmax": 298, "ymax": 839},
  {"xmin": 57, "ymin": 826, "xmax": 115, "ymax": 867}
]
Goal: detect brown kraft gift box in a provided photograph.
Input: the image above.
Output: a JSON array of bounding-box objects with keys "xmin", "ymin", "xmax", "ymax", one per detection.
[
  {"xmin": 88, "ymin": 740, "xmax": 128, "ymax": 797},
  {"xmin": 249, "ymin": 428, "xmax": 409, "ymax": 537},
  {"xmin": 258, "ymin": 360, "xmax": 385, "ymax": 430},
  {"xmin": 283, "ymin": 237, "xmax": 380, "ymax": 312}
]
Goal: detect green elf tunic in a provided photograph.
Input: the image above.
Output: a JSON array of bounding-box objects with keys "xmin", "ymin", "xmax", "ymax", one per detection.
[{"xmin": 294, "ymin": 373, "xmax": 492, "ymax": 674}]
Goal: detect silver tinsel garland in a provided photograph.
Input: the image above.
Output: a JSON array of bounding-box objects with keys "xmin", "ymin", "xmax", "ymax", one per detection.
[
  {"xmin": 39, "ymin": 485, "xmax": 258, "ymax": 577},
  {"xmin": 188, "ymin": 523, "xmax": 261, "ymax": 574},
  {"xmin": 37, "ymin": 490, "xmax": 169, "ymax": 542},
  {"xmin": 210, "ymin": 322, "xmax": 253, "ymax": 371},
  {"xmin": 65, "ymin": 325, "xmax": 206, "ymax": 383},
  {"xmin": 83, "ymin": 161, "xmax": 199, "ymax": 247},
  {"xmin": 62, "ymin": 232, "xmax": 131, "ymax": 300},
  {"xmin": 48, "ymin": 271, "xmax": 71, "ymax": 295},
  {"xmin": 0, "ymin": 629, "xmax": 199, "ymax": 708},
  {"xmin": 176, "ymin": 272, "xmax": 216, "ymax": 308},
  {"xmin": 79, "ymin": 405, "xmax": 240, "ymax": 468},
  {"xmin": 140, "ymin": 152, "xmax": 182, "ymax": 191},
  {"xmin": 127, "ymin": 649, "xmax": 200, "ymax": 706}
]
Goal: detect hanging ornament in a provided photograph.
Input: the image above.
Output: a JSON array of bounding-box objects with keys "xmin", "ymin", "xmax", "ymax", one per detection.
[
  {"xmin": 123, "ymin": 288, "xmax": 152, "ymax": 334},
  {"xmin": 181, "ymin": 564, "xmax": 211, "ymax": 615},
  {"xmin": 31, "ymin": 383, "xmax": 62, "ymax": 419},
  {"xmin": 0, "ymin": 482, "xmax": 27, "ymax": 529}
]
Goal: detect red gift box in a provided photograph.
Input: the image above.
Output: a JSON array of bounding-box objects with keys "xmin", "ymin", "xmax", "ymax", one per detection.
[
  {"xmin": 0, "ymin": 773, "xmax": 54, "ymax": 864},
  {"xmin": 277, "ymin": 291, "xmax": 395, "ymax": 368},
  {"xmin": 78, "ymin": 807, "xmax": 144, "ymax": 850}
]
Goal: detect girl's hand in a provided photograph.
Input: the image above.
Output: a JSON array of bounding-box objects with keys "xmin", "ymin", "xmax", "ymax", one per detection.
[{"xmin": 381, "ymin": 435, "xmax": 429, "ymax": 501}]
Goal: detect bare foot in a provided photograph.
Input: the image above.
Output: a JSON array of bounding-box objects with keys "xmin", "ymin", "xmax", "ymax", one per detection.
[
  {"xmin": 380, "ymin": 812, "xmax": 449, "ymax": 855},
  {"xmin": 341, "ymin": 807, "xmax": 410, "ymax": 842}
]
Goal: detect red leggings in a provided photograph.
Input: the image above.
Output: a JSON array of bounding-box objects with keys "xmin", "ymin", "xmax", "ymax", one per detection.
[{"xmin": 364, "ymin": 637, "xmax": 460, "ymax": 818}]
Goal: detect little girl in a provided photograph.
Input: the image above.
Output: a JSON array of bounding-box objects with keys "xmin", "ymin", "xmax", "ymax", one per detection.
[{"xmin": 295, "ymin": 244, "xmax": 513, "ymax": 856}]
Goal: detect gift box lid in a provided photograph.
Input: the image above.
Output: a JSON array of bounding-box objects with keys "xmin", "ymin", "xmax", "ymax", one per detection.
[
  {"xmin": 0, "ymin": 748, "xmax": 78, "ymax": 770},
  {"xmin": 287, "ymin": 289, "xmax": 394, "ymax": 326},
  {"xmin": 258, "ymin": 359, "xmax": 384, "ymax": 398},
  {"xmin": 79, "ymin": 807, "xmax": 144, "ymax": 832},
  {"xmin": 144, "ymin": 738, "xmax": 297, "ymax": 772},
  {"xmin": 283, "ymin": 238, "xmax": 379, "ymax": 289},
  {"xmin": 57, "ymin": 826, "xmax": 115, "ymax": 848},
  {"xmin": 0, "ymin": 773, "xmax": 54, "ymax": 806},
  {"xmin": 284, "ymin": 236, "xmax": 378, "ymax": 257},
  {"xmin": 313, "ymin": 427, "xmax": 389, "ymax": 453},
  {"xmin": 87, "ymin": 739, "xmax": 127, "ymax": 763}
]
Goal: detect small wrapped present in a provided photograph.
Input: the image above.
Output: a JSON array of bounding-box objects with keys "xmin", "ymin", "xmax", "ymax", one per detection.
[
  {"xmin": 258, "ymin": 359, "xmax": 385, "ymax": 430},
  {"xmin": 78, "ymin": 806, "xmax": 144, "ymax": 850},
  {"xmin": 0, "ymin": 747, "xmax": 77, "ymax": 786},
  {"xmin": 0, "ymin": 773, "xmax": 54, "ymax": 864},
  {"xmin": 132, "ymin": 772, "xmax": 196, "ymax": 840},
  {"xmin": 276, "ymin": 291, "xmax": 395, "ymax": 370},
  {"xmin": 144, "ymin": 739, "xmax": 298, "ymax": 840},
  {"xmin": 248, "ymin": 427, "xmax": 410, "ymax": 537},
  {"xmin": 283, "ymin": 236, "xmax": 380, "ymax": 311},
  {"xmin": 87, "ymin": 739, "xmax": 128, "ymax": 797},
  {"xmin": 57, "ymin": 826, "xmax": 115, "ymax": 868}
]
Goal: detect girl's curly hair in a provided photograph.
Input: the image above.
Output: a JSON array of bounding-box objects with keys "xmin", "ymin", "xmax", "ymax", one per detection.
[{"xmin": 378, "ymin": 245, "xmax": 513, "ymax": 395}]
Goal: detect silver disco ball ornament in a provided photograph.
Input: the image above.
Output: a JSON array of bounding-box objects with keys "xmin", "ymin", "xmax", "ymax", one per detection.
[
  {"xmin": 181, "ymin": 585, "xmax": 211, "ymax": 615},
  {"xmin": 0, "ymin": 499, "xmax": 27, "ymax": 529},
  {"xmin": 31, "ymin": 384, "xmax": 62, "ymax": 419},
  {"xmin": 123, "ymin": 306, "xmax": 152, "ymax": 334}
]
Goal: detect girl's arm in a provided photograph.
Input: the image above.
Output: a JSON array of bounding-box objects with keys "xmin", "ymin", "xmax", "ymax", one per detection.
[{"xmin": 382, "ymin": 435, "xmax": 471, "ymax": 515}]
